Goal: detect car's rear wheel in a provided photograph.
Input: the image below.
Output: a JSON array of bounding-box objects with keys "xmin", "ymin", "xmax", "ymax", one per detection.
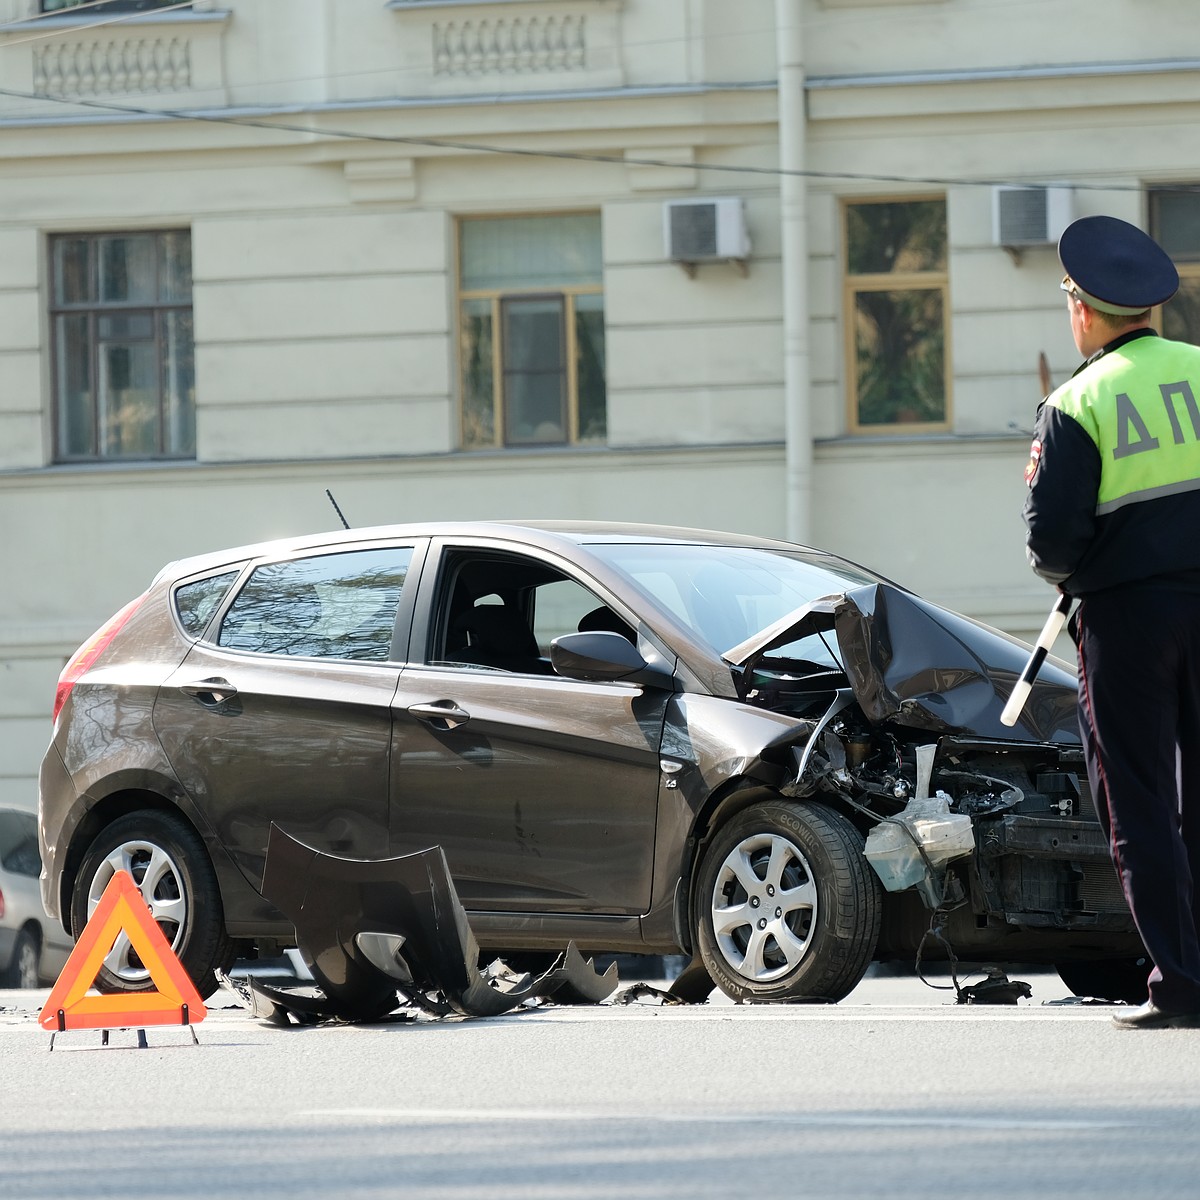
[
  {"xmin": 1, "ymin": 930, "xmax": 40, "ymax": 988},
  {"xmin": 1056, "ymin": 956, "xmax": 1150, "ymax": 1005},
  {"xmin": 71, "ymin": 809, "xmax": 234, "ymax": 1001},
  {"xmin": 695, "ymin": 800, "xmax": 881, "ymax": 1003}
]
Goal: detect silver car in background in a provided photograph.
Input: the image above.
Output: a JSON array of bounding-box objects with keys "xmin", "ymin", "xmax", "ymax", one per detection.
[{"xmin": 0, "ymin": 808, "xmax": 73, "ymax": 987}]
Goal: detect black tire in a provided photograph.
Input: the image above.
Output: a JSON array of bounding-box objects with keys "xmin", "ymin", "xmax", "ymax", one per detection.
[
  {"xmin": 695, "ymin": 800, "xmax": 881, "ymax": 1003},
  {"xmin": 71, "ymin": 809, "xmax": 234, "ymax": 1001},
  {"xmin": 0, "ymin": 929, "xmax": 40, "ymax": 989},
  {"xmin": 1056, "ymin": 956, "xmax": 1150, "ymax": 1005}
]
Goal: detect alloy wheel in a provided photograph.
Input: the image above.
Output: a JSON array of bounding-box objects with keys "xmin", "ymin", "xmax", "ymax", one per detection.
[
  {"xmin": 86, "ymin": 839, "xmax": 187, "ymax": 984},
  {"xmin": 709, "ymin": 831, "xmax": 818, "ymax": 983}
]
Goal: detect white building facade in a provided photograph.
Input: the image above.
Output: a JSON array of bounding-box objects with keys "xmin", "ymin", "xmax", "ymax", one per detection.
[{"xmin": 1, "ymin": 0, "xmax": 1199, "ymax": 809}]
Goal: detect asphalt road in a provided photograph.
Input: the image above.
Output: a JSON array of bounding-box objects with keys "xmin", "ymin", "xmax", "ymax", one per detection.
[{"xmin": 2, "ymin": 970, "xmax": 1199, "ymax": 1200}]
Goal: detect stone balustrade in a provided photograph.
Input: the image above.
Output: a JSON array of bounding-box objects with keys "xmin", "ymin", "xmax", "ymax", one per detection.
[
  {"xmin": 432, "ymin": 15, "xmax": 587, "ymax": 77},
  {"xmin": 34, "ymin": 36, "xmax": 192, "ymax": 95}
]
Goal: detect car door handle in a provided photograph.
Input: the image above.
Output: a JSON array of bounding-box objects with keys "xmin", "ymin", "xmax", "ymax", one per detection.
[
  {"xmin": 407, "ymin": 700, "xmax": 471, "ymax": 730},
  {"xmin": 180, "ymin": 678, "xmax": 238, "ymax": 706}
]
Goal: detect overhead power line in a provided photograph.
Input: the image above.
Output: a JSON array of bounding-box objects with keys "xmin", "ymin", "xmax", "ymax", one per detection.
[{"xmin": 0, "ymin": 83, "xmax": 1197, "ymax": 195}]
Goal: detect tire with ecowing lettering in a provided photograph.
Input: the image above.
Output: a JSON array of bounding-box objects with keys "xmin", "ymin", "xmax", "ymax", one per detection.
[{"xmin": 695, "ymin": 800, "xmax": 881, "ymax": 1003}]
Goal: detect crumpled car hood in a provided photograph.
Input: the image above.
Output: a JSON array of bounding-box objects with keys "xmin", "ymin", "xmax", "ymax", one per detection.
[{"xmin": 724, "ymin": 582, "xmax": 1078, "ymax": 744}]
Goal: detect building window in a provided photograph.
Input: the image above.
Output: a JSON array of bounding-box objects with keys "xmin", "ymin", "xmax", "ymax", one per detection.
[
  {"xmin": 50, "ymin": 230, "xmax": 195, "ymax": 462},
  {"xmin": 39, "ymin": 2, "xmax": 186, "ymax": 12},
  {"xmin": 843, "ymin": 196, "xmax": 949, "ymax": 431},
  {"xmin": 458, "ymin": 213, "xmax": 606, "ymax": 448},
  {"xmin": 1150, "ymin": 188, "xmax": 1200, "ymax": 345}
]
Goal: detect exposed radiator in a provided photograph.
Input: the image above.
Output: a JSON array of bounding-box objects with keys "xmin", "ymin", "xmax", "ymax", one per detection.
[{"xmin": 1078, "ymin": 861, "xmax": 1127, "ymax": 913}]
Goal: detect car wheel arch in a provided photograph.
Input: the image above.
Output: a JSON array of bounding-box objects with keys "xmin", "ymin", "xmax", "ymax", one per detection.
[{"xmin": 60, "ymin": 788, "xmax": 201, "ymax": 932}]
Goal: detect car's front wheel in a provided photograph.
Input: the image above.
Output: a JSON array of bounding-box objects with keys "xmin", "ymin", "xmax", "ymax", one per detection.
[
  {"xmin": 71, "ymin": 809, "xmax": 234, "ymax": 1000},
  {"xmin": 695, "ymin": 800, "xmax": 881, "ymax": 1003}
]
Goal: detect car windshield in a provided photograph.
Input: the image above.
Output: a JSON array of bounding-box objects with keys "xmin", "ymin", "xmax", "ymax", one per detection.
[{"xmin": 588, "ymin": 542, "xmax": 884, "ymax": 660}]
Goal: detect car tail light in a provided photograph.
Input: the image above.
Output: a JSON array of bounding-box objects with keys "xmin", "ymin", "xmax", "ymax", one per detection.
[
  {"xmin": 0, "ymin": 886, "xmax": 5, "ymax": 920},
  {"xmin": 53, "ymin": 593, "xmax": 147, "ymax": 725}
]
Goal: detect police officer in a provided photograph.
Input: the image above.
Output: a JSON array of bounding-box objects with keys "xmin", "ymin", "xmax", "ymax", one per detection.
[{"xmin": 1024, "ymin": 213, "xmax": 1200, "ymax": 1029}]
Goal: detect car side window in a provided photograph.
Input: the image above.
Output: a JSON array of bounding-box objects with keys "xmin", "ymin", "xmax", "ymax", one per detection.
[
  {"xmin": 434, "ymin": 551, "xmax": 629, "ymax": 675},
  {"xmin": 532, "ymin": 578, "xmax": 634, "ymax": 652},
  {"xmin": 218, "ymin": 547, "xmax": 413, "ymax": 661},
  {"xmin": 174, "ymin": 570, "xmax": 241, "ymax": 638},
  {"xmin": 0, "ymin": 810, "xmax": 40, "ymax": 877}
]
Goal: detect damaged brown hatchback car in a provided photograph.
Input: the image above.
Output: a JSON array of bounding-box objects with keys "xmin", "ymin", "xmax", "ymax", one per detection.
[{"xmin": 39, "ymin": 522, "xmax": 1144, "ymax": 1005}]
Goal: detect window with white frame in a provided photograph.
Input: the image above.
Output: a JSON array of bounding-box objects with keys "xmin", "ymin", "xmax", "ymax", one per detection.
[
  {"xmin": 458, "ymin": 213, "xmax": 606, "ymax": 449},
  {"xmin": 50, "ymin": 230, "xmax": 195, "ymax": 462},
  {"xmin": 843, "ymin": 196, "xmax": 949, "ymax": 431},
  {"xmin": 1150, "ymin": 188, "xmax": 1200, "ymax": 346}
]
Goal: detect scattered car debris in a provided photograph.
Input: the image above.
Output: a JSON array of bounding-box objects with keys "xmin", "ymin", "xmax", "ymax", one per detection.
[
  {"xmin": 612, "ymin": 983, "xmax": 692, "ymax": 1006},
  {"xmin": 956, "ymin": 968, "xmax": 1034, "ymax": 1006},
  {"xmin": 249, "ymin": 824, "xmax": 618, "ymax": 1024}
]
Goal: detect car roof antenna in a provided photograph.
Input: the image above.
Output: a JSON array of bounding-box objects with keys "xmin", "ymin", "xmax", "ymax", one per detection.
[{"xmin": 325, "ymin": 489, "xmax": 351, "ymax": 530}]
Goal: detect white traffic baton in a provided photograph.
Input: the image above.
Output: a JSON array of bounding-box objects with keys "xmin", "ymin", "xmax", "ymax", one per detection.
[{"xmin": 1001, "ymin": 592, "xmax": 1073, "ymax": 727}]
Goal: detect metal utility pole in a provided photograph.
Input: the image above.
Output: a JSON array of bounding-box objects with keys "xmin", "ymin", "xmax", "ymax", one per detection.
[{"xmin": 775, "ymin": 0, "xmax": 812, "ymax": 544}]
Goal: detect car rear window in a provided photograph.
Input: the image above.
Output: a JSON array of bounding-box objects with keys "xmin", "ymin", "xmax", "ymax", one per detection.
[
  {"xmin": 0, "ymin": 810, "xmax": 40, "ymax": 878},
  {"xmin": 174, "ymin": 570, "xmax": 242, "ymax": 638},
  {"xmin": 218, "ymin": 547, "xmax": 414, "ymax": 661}
]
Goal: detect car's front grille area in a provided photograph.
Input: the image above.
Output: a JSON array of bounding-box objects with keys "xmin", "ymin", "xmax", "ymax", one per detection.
[
  {"xmin": 1076, "ymin": 776, "xmax": 1099, "ymax": 821},
  {"xmin": 1078, "ymin": 861, "xmax": 1127, "ymax": 913}
]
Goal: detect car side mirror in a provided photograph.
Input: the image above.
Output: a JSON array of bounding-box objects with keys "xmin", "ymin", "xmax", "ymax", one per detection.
[{"xmin": 550, "ymin": 631, "xmax": 661, "ymax": 684}]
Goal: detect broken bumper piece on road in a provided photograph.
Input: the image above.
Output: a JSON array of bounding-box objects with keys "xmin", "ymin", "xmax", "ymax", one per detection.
[{"xmin": 248, "ymin": 823, "xmax": 620, "ymax": 1024}]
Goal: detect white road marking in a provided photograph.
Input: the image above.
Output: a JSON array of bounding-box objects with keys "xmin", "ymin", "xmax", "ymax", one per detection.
[{"xmin": 299, "ymin": 1107, "xmax": 1132, "ymax": 1131}]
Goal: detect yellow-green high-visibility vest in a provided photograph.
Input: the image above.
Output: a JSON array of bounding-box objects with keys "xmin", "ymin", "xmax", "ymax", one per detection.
[{"xmin": 1049, "ymin": 336, "xmax": 1200, "ymax": 515}]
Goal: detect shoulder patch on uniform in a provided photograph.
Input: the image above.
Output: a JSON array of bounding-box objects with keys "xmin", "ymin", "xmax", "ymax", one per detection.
[{"xmin": 1024, "ymin": 437, "xmax": 1042, "ymax": 486}]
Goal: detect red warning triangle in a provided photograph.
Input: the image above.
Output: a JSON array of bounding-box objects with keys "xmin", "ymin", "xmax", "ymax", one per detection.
[{"xmin": 39, "ymin": 869, "xmax": 207, "ymax": 1031}]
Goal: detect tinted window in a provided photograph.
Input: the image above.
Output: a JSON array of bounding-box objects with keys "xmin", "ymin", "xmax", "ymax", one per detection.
[
  {"xmin": 218, "ymin": 547, "xmax": 413, "ymax": 661},
  {"xmin": 435, "ymin": 552, "xmax": 611, "ymax": 674},
  {"xmin": 174, "ymin": 570, "xmax": 240, "ymax": 638},
  {"xmin": 532, "ymin": 578, "xmax": 614, "ymax": 651},
  {"xmin": 0, "ymin": 810, "xmax": 40, "ymax": 877}
]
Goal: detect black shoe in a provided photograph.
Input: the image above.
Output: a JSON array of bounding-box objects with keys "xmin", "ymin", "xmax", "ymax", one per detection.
[{"xmin": 1112, "ymin": 1002, "xmax": 1200, "ymax": 1030}]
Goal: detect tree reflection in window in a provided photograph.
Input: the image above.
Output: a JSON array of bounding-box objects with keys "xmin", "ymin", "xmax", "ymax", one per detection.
[
  {"xmin": 845, "ymin": 198, "xmax": 949, "ymax": 429},
  {"xmin": 219, "ymin": 548, "xmax": 413, "ymax": 661},
  {"xmin": 174, "ymin": 570, "xmax": 240, "ymax": 639}
]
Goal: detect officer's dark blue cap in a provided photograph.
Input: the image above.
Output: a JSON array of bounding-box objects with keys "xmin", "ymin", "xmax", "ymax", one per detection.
[{"xmin": 1058, "ymin": 214, "xmax": 1178, "ymax": 315}]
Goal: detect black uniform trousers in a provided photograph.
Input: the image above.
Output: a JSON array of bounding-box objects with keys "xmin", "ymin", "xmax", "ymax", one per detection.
[{"xmin": 1076, "ymin": 582, "xmax": 1200, "ymax": 1013}]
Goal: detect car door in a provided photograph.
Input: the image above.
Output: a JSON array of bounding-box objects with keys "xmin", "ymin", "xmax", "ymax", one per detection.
[
  {"xmin": 388, "ymin": 541, "xmax": 669, "ymax": 915},
  {"xmin": 154, "ymin": 541, "xmax": 423, "ymax": 889}
]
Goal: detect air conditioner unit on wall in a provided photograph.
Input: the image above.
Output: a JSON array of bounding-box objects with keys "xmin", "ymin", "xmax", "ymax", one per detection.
[
  {"xmin": 992, "ymin": 185, "xmax": 1074, "ymax": 248},
  {"xmin": 664, "ymin": 197, "xmax": 751, "ymax": 274}
]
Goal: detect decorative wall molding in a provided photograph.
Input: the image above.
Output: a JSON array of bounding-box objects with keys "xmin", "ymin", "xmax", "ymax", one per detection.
[
  {"xmin": 432, "ymin": 14, "xmax": 587, "ymax": 76},
  {"xmin": 34, "ymin": 36, "xmax": 191, "ymax": 95},
  {"xmin": 344, "ymin": 157, "xmax": 418, "ymax": 204},
  {"xmin": 624, "ymin": 145, "xmax": 697, "ymax": 192}
]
